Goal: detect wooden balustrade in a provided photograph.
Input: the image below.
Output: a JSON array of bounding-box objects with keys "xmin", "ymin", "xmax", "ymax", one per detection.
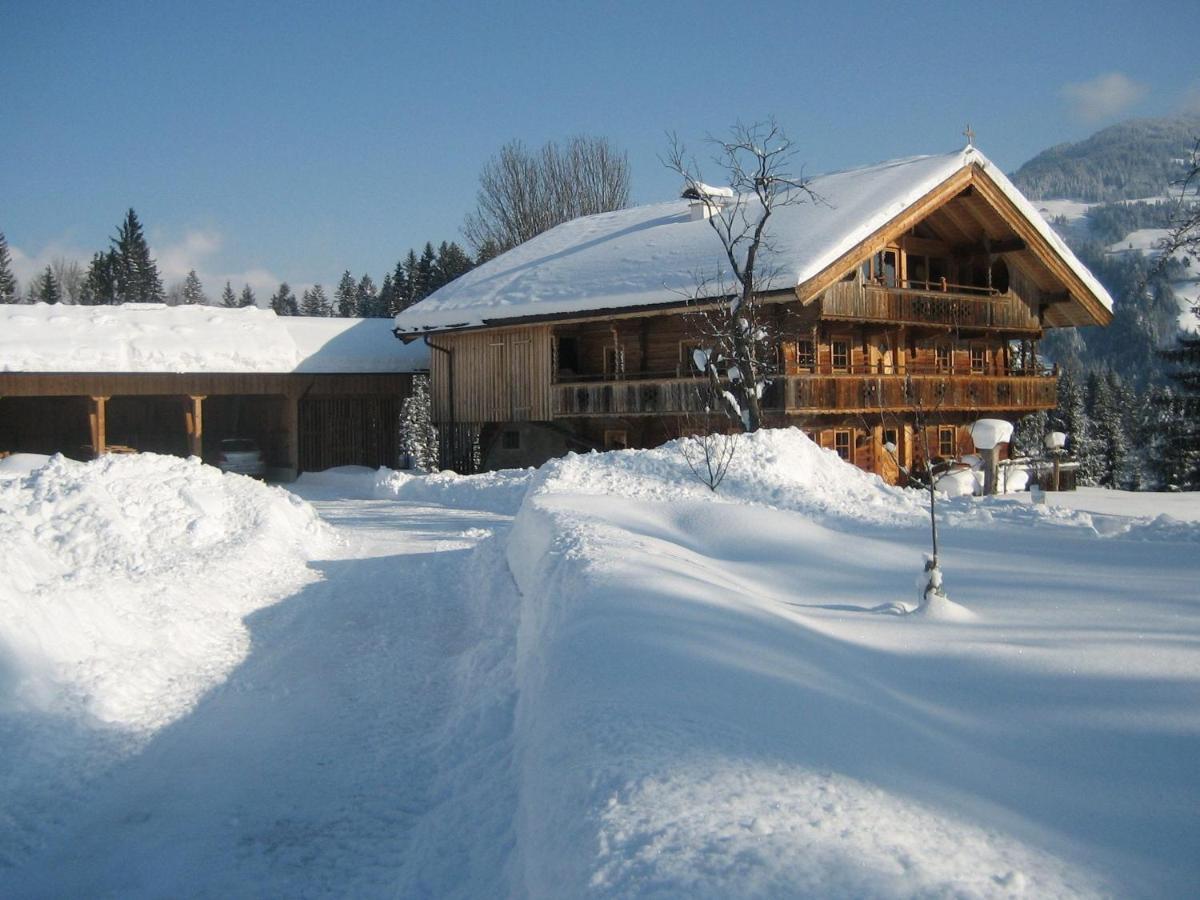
[
  {"xmin": 553, "ymin": 372, "xmax": 1057, "ymax": 417},
  {"xmin": 821, "ymin": 281, "xmax": 1040, "ymax": 330}
]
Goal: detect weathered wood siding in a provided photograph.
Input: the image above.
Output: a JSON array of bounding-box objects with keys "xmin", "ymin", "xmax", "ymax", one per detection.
[{"xmin": 431, "ymin": 326, "xmax": 552, "ymax": 424}]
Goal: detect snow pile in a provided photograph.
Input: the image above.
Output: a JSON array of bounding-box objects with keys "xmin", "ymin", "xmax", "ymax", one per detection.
[
  {"xmin": 0, "ymin": 303, "xmax": 428, "ymax": 373},
  {"xmin": 0, "ymin": 453, "xmax": 329, "ymax": 731},
  {"xmin": 530, "ymin": 428, "xmax": 924, "ymax": 526},
  {"xmin": 495, "ymin": 430, "xmax": 1197, "ymax": 896}
]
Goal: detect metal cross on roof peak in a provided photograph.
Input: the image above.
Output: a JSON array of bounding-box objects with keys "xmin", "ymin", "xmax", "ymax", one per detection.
[{"xmin": 963, "ymin": 124, "xmax": 976, "ymax": 148}]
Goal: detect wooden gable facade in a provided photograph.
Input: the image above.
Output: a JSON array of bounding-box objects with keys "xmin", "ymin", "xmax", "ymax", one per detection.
[{"xmin": 413, "ymin": 159, "xmax": 1111, "ymax": 479}]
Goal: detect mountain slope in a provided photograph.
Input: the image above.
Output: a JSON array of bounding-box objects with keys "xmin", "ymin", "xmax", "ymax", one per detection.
[{"xmin": 1012, "ymin": 115, "xmax": 1200, "ymax": 202}]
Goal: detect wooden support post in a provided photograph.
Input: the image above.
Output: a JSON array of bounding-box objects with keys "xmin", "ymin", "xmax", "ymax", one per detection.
[
  {"xmin": 88, "ymin": 396, "xmax": 108, "ymax": 458},
  {"xmin": 282, "ymin": 392, "xmax": 299, "ymax": 481},
  {"xmin": 185, "ymin": 395, "xmax": 206, "ymax": 458}
]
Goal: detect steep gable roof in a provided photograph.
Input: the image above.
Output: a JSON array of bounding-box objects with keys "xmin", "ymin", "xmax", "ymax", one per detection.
[{"xmin": 395, "ymin": 147, "xmax": 1113, "ymax": 333}]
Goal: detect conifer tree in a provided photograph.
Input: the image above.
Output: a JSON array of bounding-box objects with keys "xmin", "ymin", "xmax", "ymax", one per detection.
[
  {"xmin": 111, "ymin": 209, "xmax": 164, "ymax": 303},
  {"xmin": 1156, "ymin": 334, "xmax": 1200, "ymax": 489},
  {"xmin": 0, "ymin": 231, "xmax": 18, "ymax": 303},
  {"xmin": 416, "ymin": 243, "xmax": 436, "ymax": 301},
  {"xmin": 221, "ymin": 281, "xmax": 238, "ymax": 308},
  {"xmin": 181, "ymin": 269, "xmax": 207, "ymax": 305},
  {"xmin": 399, "ymin": 250, "xmax": 421, "ymax": 310},
  {"xmin": 36, "ymin": 266, "xmax": 62, "ymax": 304},
  {"xmin": 270, "ymin": 282, "xmax": 299, "ymax": 316},
  {"xmin": 377, "ymin": 272, "xmax": 395, "ymax": 317},
  {"xmin": 301, "ymin": 283, "xmax": 331, "ymax": 316},
  {"xmin": 1052, "ymin": 369, "xmax": 1100, "ymax": 484},
  {"xmin": 80, "ymin": 252, "xmax": 118, "ymax": 305},
  {"xmin": 238, "ymin": 284, "xmax": 257, "ymax": 308},
  {"xmin": 389, "ymin": 259, "xmax": 411, "ymax": 315},
  {"xmin": 399, "ymin": 375, "xmax": 438, "ymax": 471},
  {"xmin": 356, "ymin": 274, "xmax": 378, "ymax": 317},
  {"xmin": 432, "ymin": 240, "xmax": 474, "ymax": 292},
  {"xmin": 335, "ymin": 270, "xmax": 357, "ymax": 317}
]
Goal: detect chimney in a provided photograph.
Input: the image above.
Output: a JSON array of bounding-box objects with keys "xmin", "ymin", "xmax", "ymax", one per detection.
[{"xmin": 682, "ymin": 183, "xmax": 734, "ymax": 221}]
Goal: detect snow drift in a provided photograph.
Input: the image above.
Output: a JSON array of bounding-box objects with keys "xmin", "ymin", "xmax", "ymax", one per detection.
[
  {"xmin": 496, "ymin": 430, "xmax": 1198, "ymax": 897},
  {"xmin": 0, "ymin": 453, "xmax": 330, "ymax": 866}
]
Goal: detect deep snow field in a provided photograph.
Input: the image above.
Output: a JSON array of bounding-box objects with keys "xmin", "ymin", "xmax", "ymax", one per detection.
[{"xmin": 1, "ymin": 433, "xmax": 1198, "ymax": 898}]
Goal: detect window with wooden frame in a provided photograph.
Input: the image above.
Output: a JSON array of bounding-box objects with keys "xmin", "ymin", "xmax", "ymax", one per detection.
[
  {"xmin": 501, "ymin": 429, "xmax": 521, "ymax": 451},
  {"xmin": 834, "ymin": 429, "xmax": 851, "ymax": 461},
  {"xmin": 796, "ymin": 338, "xmax": 815, "ymax": 369},
  {"xmin": 935, "ymin": 343, "xmax": 951, "ymax": 372},
  {"xmin": 970, "ymin": 346, "xmax": 987, "ymax": 374},
  {"xmin": 832, "ymin": 339, "xmax": 850, "ymax": 372},
  {"xmin": 938, "ymin": 427, "xmax": 956, "ymax": 458},
  {"xmin": 603, "ymin": 429, "xmax": 628, "ymax": 450}
]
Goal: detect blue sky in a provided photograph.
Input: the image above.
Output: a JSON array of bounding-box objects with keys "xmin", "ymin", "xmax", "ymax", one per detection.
[{"xmin": 2, "ymin": 0, "xmax": 1197, "ymax": 298}]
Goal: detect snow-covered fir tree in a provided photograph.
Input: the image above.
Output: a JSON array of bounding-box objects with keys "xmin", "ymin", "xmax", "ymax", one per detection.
[
  {"xmin": 301, "ymin": 283, "xmax": 331, "ymax": 316},
  {"xmin": 270, "ymin": 282, "xmax": 299, "ymax": 316},
  {"xmin": 0, "ymin": 231, "xmax": 18, "ymax": 303},
  {"xmin": 1086, "ymin": 371, "xmax": 1126, "ymax": 487},
  {"xmin": 335, "ymin": 270, "xmax": 357, "ymax": 317},
  {"xmin": 399, "ymin": 376, "xmax": 438, "ymax": 471},
  {"xmin": 1052, "ymin": 369, "xmax": 1101, "ymax": 484},
  {"xmin": 220, "ymin": 281, "xmax": 237, "ymax": 308},
  {"xmin": 181, "ymin": 269, "xmax": 207, "ymax": 305},
  {"xmin": 238, "ymin": 284, "xmax": 257, "ymax": 308}
]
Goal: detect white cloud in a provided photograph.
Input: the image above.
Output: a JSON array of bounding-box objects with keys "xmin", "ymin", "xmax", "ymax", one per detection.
[
  {"xmin": 1060, "ymin": 72, "xmax": 1148, "ymax": 123},
  {"xmin": 153, "ymin": 229, "xmax": 223, "ymax": 285},
  {"xmin": 8, "ymin": 240, "xmax": 92, "ymax": 289}
]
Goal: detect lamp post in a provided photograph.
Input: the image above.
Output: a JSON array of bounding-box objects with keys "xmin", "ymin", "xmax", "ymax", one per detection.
[
  {"xmin": 1044, "ymin": 431, "xmax": 1067, "ymax": 492},
  {"xmin": 970, "ymin": 418, "xmax": 1014, "ymax": 495}
]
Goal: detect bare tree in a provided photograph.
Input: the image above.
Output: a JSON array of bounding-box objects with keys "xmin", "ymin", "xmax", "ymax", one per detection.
[
  {"xmin": 871, "ymin": 375, "xmax": 954, "ymax": 610},
  {"xmin": 665, "ymin": 119, "xmax": 820, "ymax": 432},
  {"xmin": 463, "ymin": 135, "xmax": 631, "ymax": 256},
  {"xmin": 51, "ymin": 257, "xmax": 84, "ymax": 304}
]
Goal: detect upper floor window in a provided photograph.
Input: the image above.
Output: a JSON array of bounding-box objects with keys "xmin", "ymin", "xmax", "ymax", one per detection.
[
  {"xmin": 862, "ymin": 250, "xmax": 899, "ymax": 288},
  {"xmin": 935, "ymin": 344, "xmax": 951, "ymax": 372},
  {"xmin": 832, "ymin": 340, "xmax": 850, "ymax": 371},
  {"xmin": 970, "ymin": 346, "xmax": 986, "ymax": 373}
]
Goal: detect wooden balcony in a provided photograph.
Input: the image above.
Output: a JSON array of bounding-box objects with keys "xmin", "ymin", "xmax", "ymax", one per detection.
[
  {"xmin": 553, "ymin": 370, "xmax": 1057, "ymax": 418},
  {"xmin": 782, "ymin": 372, "xmax": 1057, "ymax": 413},
  {"xmin": 821, "ymin": 281, "xmax": 1040, "ymax": 331}
]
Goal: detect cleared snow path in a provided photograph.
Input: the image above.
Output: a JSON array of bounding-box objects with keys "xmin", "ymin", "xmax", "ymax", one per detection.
[{"xmin": 7, "ymin": 482, "xmax": 521, "ymax": 898}]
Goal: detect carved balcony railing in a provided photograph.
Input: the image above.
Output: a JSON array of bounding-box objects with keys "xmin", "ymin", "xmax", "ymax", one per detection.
[
  {"xmin": 820, "ymin": 281, "xmax": 1041, "ymax": 331},
  {"xmin": 552, "ymin": 371, "xmax": 1057, "ymax": 417}
]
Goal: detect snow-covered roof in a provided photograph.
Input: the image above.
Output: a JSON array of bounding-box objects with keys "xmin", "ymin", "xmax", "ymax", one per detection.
[
  {"xmin": 395, "ymin": 147, "xmax": 1112, "ymax": 332},
  {"xmin": 0, "ymin": 303, "xmax": 429, "ymax": 374}
]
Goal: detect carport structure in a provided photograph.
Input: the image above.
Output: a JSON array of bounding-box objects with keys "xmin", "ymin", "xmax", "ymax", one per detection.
[{"xmin": 0, "ymin": 304, "xmax": 428, "ymax": 479}]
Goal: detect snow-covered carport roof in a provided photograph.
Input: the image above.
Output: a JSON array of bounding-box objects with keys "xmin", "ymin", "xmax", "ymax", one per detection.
[
  {"xmin": 393, "ymin": 146, "xmax": 1113, "ymax": 336},
  {"xmin": 0, "ymin": 303, "xmax": 430, "ymax": 374}
]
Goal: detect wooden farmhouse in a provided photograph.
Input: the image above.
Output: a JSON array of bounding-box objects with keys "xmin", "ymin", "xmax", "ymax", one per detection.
[
  {"xmin": 0, "ymin": 304, "xmax": 428, "ymax": 479},
  {"xmin": 396, "ymin": 146, "xmax": 1113, "ymax": 480}
]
